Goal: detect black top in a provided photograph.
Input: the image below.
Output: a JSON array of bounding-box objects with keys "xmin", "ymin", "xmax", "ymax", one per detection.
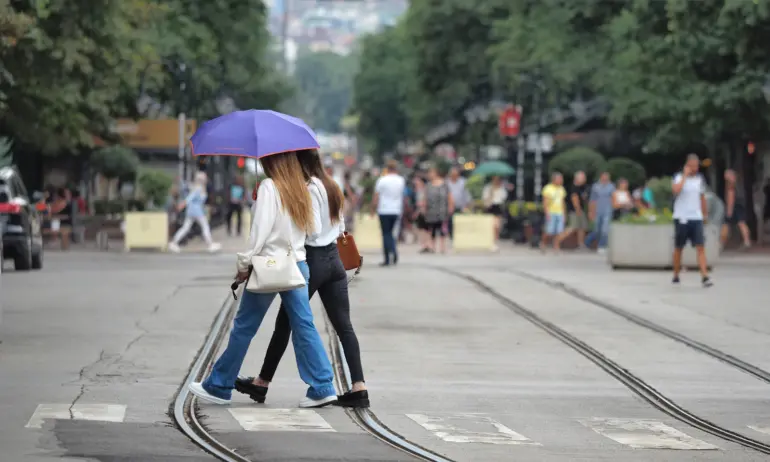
[{"xmin": 567, "ymin": 183, "xmax": 589, "ymax": 213}]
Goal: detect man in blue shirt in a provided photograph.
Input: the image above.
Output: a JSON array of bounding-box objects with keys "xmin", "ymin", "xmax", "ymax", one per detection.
[{"xmin": 585, "ymin": 172, "xmax": 615, "ymax": 252}]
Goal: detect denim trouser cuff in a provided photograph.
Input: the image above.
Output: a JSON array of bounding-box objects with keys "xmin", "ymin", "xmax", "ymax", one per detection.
[
  {"xmin": 306, "ymin": 384, "xmax": 337, "ymax": 400},
  {"xmin": 202, "ymin": 379, "xmax": 233, "ymax": 400}
]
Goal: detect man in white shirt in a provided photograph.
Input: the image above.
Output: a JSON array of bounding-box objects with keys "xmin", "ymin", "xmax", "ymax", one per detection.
[
  {"xmin": 672, "ymin": 153, "xmax": 712, "ymax": 287},
  {"xmin": 371, "ymin": 159, "xmax": 406, "ymax": 266}
]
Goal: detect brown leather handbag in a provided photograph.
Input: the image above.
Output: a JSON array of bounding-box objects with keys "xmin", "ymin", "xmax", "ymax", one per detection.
[{"xmin": 337, "ymin": 232, "xmax": 362, "ymax": 272}]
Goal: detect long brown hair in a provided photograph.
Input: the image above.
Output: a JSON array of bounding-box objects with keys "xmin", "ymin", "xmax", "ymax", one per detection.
[
  {"xmin": 298, "ymin": 150, "xmax": 344, "ymax": 224},
  {"xmin": 260, "ymin": 152, "xmax": 315, "ymax": 233}
]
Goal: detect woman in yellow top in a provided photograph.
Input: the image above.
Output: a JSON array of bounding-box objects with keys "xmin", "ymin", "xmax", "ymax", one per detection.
[{"xmin": 541, "ymin": 172, "xmax": 567, "ymax": 251}]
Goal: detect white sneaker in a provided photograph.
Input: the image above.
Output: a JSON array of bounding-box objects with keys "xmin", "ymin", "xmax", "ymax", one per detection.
[
  {"xmin": 597, "ymin": 248, "xmax": 606, "ymax": 255},
  {"xmin": 188, "ymin": 382, "xmax": 231, "ymax": 405},
  {"xmin": 208, "ymin": 242, "xmax": 222, "ymax": 253},
  {"xmin": 168, "ymin": 242, "xmax": 180, "ymax": 253},
  {"xmin": 299, "ymin": 395, "xmax": 337, "ymax": 408}
]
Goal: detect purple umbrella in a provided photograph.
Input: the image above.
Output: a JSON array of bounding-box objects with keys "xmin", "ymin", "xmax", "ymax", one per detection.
[{"xmin": 190, "ymin": 109, "xmax": 320, "ymax": 159}]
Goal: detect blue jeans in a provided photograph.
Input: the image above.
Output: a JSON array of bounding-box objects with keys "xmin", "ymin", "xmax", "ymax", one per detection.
[
  {"xmin": 545, "ymin": 213, "xmax": 565, "ymax": 235},
  {"xmin": 378, "ymin": 214, "xmax": 399, "ymax": 264},
  {"xmin": 585, "ymin": 213, "xmax": 611, "ymax": 249},
  {"xmin": 203, "ymin": 261, "xmax": 336, "ymax": 400}
]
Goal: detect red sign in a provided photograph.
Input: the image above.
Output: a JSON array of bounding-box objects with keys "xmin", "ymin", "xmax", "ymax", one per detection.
[{"xmin": 499, "ymin": 105, "xmax": 522, "ymax": 138}]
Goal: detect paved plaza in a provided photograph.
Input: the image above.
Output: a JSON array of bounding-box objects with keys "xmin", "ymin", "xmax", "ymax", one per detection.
[{"xmin": 1, "ymin": 247, "xmax": 769, "ymax": 461}]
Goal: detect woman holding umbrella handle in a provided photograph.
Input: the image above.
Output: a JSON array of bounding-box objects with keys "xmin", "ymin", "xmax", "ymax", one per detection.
[{"xmin": 189, "ymin": 151, "xmax": 338, "ymax": 408}]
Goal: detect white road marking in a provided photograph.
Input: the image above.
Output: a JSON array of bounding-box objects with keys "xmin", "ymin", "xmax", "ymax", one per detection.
[
  {"xmin": 26, "ymin": 404, "xmax": 127, "ymax": 429},
  {"xmin": 748, "ymin": 425, "xmax": 770, "ymax": 435},
  {"xmin": 579, "ymin": 418, "xmax": 719, "ymax": 450},
  {"xmin": 228, "ymin": 408, "xmax": 335, "ymax": 432},
  {"xmin": 406, "ymin": 413, "xmax": 538, "ymax": 445}
]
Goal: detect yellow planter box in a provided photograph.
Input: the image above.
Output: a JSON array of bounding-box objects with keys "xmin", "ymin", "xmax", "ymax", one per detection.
[
  {"xmin": 124, "ymin": 212, "xmax": 169, "ymax": 252},
  {"xmin": 453, "ymin": 214, "xmax": 496, "ymax": 251},
  {"xmin": 354, "ymin": 214, "xmax": 383, "ymax": 250}
]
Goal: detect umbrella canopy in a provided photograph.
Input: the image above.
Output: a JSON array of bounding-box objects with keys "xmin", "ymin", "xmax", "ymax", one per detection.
[
  {"xmin": 190, "ymin": 109, "xmax": 320, "ymax": 159},
  {"xmin": 472, "ymin": 161, "xmax": 515, "ymax": 177}
]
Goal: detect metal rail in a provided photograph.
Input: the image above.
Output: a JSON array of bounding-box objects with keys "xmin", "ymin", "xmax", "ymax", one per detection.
[
  {"xmin": 172, "ymin": 293, "xmax": 250, "ymax": 462},
  {"xmin": 438, "ymin": 267, "xmax": 770, "ymax": 456},
  {"xmin": 508, "ymin": 269, "xmax": 770, "ymax": 384},
  {"xmin": 325, "ymin": 277, "xmax": 456, "ymax": 462}
]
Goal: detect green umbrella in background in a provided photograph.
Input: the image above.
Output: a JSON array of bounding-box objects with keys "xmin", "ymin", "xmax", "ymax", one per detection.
[{"xmin": 472, "ymin": 160, "xmax": 515, "ymax": 177}]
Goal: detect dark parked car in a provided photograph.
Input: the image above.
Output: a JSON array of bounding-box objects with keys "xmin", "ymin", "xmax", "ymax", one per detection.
[{"xmin": 0, "ymin": 167, "xmax": 43, "ymax": 270}]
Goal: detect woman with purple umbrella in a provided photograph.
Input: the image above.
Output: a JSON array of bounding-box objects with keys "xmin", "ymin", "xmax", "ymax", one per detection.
[{"xmin": 187, "ymin": 110, "xmax": 338, "ymax": 408}]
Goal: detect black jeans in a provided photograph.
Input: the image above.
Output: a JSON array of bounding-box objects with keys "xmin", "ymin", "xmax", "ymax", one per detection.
[
  {"xmin": 227, "ymin": 203, "xmax": 242, "ymax": 235},
  {"xmin": 378, "ymin": 214, "xmax": 399, "ymax": 264},
  {"xmin": 259, "ymin": 243, "xmax": 365, "ymax": 383}
]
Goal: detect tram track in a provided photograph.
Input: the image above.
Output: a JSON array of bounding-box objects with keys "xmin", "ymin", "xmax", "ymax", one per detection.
[
  {"xmin": 436, "ymin": 266, "xmax": 770, "ymax": 456},
  {"xmin": 172, "ymin": 282, "xmax": 456, "ymax": 462}
]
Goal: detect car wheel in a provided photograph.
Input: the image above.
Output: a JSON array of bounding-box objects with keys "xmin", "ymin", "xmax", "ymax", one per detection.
[
  {"xmin": 14, "ymin": 236, "xmax": 32, "ymax": 271},
  {"xmin": 31, "ymin": 245, "xmax": 43, "ymax": 270}
]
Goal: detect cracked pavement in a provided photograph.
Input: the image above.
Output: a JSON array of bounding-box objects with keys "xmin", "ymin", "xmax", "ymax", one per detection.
[{"xmin": 0, "ymin": 252, "xmax": 234, "ymax": 461}]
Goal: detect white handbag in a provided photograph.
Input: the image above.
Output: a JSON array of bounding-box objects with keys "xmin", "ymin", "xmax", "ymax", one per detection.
[{"xmin": 245, "ymin": 216, "xmax": 306, "ymax": 293}]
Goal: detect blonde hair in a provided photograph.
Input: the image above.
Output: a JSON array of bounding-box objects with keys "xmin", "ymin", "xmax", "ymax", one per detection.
[
  {"xmin": 193, "ymin": 171, "xmax": 207, "ymax": 191},
  {"xmin": 260, "ymin": 152, "xmax": 315, "ymax": 233}
]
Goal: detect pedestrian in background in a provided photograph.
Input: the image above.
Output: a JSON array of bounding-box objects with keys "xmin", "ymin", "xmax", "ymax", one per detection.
[
  {"xmin": 612, "ymin": 178, "xmax": 635, "ymax": 219},
  {"xmin": 370, "ymin": 159, "xmax": 405, "ymax": 266},
  {"xmin": 168, "ymin": 172, "xmax": 221, "ymax": 253},
  {"xmin": 556, "ymin": 171, "xmax": 589, "ymax": 250},
  {"xmin": 236, "ymin": 151, "xmax": 369, "ymax": 409},
  {"xmin": 342, "ymin": 171, "xmax": 360, "ymax": 235},
  {"xmin": 482, "ymin": 176, "xmax": 507, "ymax": 251},
  {"xmin": 721, "ymin": 169, "xmax": 751, "ymax": 250},
  {"xmin": 422, "ymin": 167, "xmax": 453, "ymax": 254},
  {"xmin": 189, "ymin": 150, "xmax": 338, "ymax": 408},
  {"xmin": 227, "ymin": 174, "xmax": 246, "ymax": 237},
  {"xmin": 586, "ymin": 172, "xmax": 615, "ymax": 253},
  {"xmin": 446, "ymin": 167, "xmax": 470, "ymax": 242},
  {"xmin": 541, "ymin": 173, "xmax": 567, "ymax": 252},
  {"xmin": 671, "ymin": 154, "xmax": 712, "ymax": 287}
]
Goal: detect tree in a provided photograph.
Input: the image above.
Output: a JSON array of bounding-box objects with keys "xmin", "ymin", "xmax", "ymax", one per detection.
[
  {"xmin": 91, "ymin": 146, "xmax": 140, "ymax": 199},
  {"xmin": 403, "ymin": 1, "xmax": 512, "ymax": 133},
  {"xmin": 352, "ymin": 24, "xmax": 411, "ymax": 158},
  {"xmin": 287, "ymin": 50, "xmax": 357, "ymax": 133},
  {"xmin": 597, "ymin": 0, "xmax": 770, "ymax": 154},
  {"xmin": 0, "ymin": 0, "xmax": 287, "ymax": 156}
]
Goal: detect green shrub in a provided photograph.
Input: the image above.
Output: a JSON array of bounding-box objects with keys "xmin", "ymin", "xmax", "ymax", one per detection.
[
  {"xmin": 91, "ymin": 145, "xmax": 140, "ymax": 180},
  {"xmin": 465, "ymin": 174, "xmax": 485, "ymax": 201},
  {"xmin": 137, "ymin": 168, "xmax": 173, "ymax": 209},
  {"xmin": 647, "ymin": 176, "xmax": 673, "ymax": 211},
  {"xmin": 607, "ymin": 157, "xmax": 646, "ymax": 189},
  {"xmin": 547, "ymin": 147, "xmax": 606, "ymax": 180}
]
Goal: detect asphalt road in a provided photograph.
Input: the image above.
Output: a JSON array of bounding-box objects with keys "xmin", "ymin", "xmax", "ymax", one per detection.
[{"xmin": 1, "ymin": 248, "xmax": 769, "ymax": 461}]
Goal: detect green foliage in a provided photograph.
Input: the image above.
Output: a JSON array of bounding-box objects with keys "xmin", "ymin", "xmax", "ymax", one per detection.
[
  {"xmin": 91, "ymin": 146, "xmax": 140, "ymax": 180},
  {"xmin": 0, "ymin": 0, "xmax": 285, "ymax": 155},
  {"xmin": 137, "ymin": 168, "xmax": 173, "ymax": 209},
  {"xmin": 606, "ymin": 157, "xmax": 646, "ymax": 189},
  {"xmin": 404, "ymin": 1, "xmax": 512, "ymax": 133},
  {"xmin": 647, "ymin": 177, "xmax": 673, "ymax": 212},
  {"xmin": 352, "ymin": 24, "xmax": 411, "ymax": 157},
  {"xmin": 286, "ymin": 50, "xmax": 357, "ymax": 133},
  {"xmin": 465, "ymin": 174, "xmax": 485, "ymax": 201},
  {"xmin": 547, "ymin": 147, "xmax": 606, "ymax": 180}
]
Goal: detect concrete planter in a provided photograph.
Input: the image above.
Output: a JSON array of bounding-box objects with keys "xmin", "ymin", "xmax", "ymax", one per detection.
[
  {"xmin": 608, "ymin": 223, "xmax": 720, "ymax": 270},
  {"xmin": 124, "ymin": 211, "xmax": 169, "ymax": 252}
]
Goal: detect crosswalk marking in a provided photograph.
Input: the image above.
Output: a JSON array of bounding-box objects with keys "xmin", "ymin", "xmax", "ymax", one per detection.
[
  {"xmin": 25, "ymin": 404, "xmax": 126, "ymax": 429},
  {"xmin": 749, "ymin": 425, "xmax": 770, "ymax": 435},
  {"xmin": 406, "ymin": 413, "xmax": 538, "ymax": 445},
  {"xmin": 579, "ymin": 418, "xmax": 719, "ymax": 450},
  {"xmin": 227, "ymin": 408, "xmax": 335, "ymax": 432}
]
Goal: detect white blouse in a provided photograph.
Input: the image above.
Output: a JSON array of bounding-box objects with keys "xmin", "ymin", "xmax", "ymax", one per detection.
[
  {"xmin": 236, "ymin": 179, "xmax": 308, "ymax": 272},
  {"xmin": 306, "ymin": 177, "xmax": 345, "ymax": 247}
]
